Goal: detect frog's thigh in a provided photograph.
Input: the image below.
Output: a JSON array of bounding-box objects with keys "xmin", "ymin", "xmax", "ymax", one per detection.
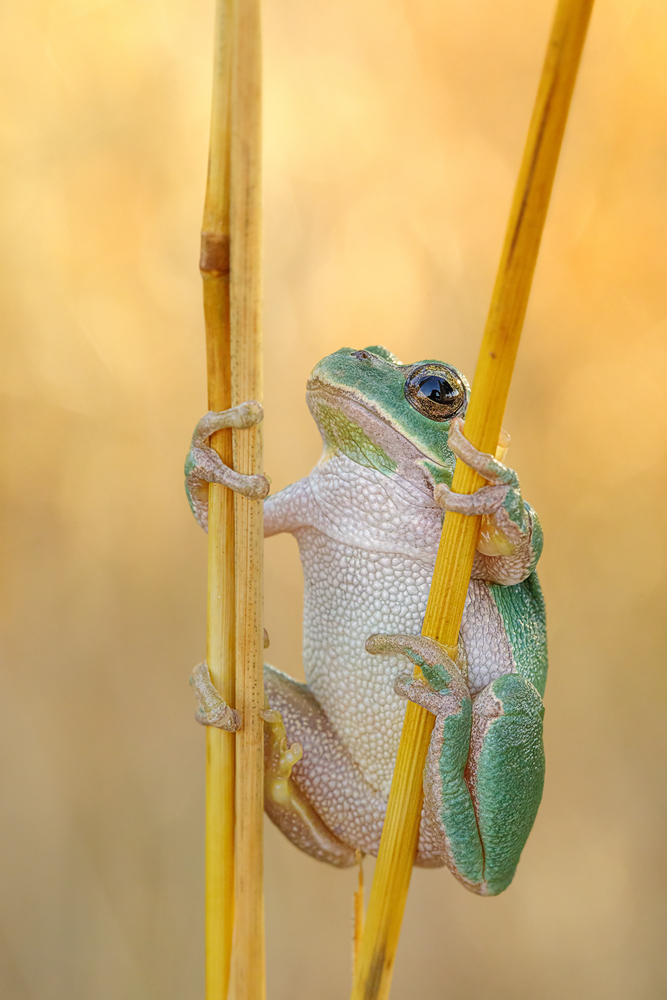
[
  {"xmin": 468, "ymin": 672, "xmax": 545, "ymax": 895},
  {"xmin": 263, "ymin": 666, "xmax": 385, "ymax": 868}
]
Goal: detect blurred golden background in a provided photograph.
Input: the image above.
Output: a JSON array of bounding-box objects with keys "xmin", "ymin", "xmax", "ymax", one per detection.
[{"xmin": 1, "ymin": 0, "xmax": 667, "ymax": 996}]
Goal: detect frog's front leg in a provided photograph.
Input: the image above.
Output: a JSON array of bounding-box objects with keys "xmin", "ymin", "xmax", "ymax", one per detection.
[
  {"xmin": 434, "ymin": 417, "xmax": 542, "ymax": 585},
  {"xmin": 185, "ymin": 403, "xmax": 270, "ymax": 531},
  {"xmin": 367, "ymin": 633, "xmax": 545, "ymax": 896}
]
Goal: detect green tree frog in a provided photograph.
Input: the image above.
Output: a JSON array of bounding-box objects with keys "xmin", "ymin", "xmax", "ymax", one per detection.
[{"xmin": 185, "ymin": 346, "xmax": 547, "ymax": 896}]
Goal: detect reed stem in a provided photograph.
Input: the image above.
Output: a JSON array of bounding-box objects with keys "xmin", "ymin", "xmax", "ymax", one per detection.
[
  {"xmin": 351, "ymin": 2, "xmax": 594, "ymax": 997},
  {"xmin": 228, "ymin": 0, "xmax": 265, "ymax": 996},
  {"xmin": 353, "ymin": 853, "xmax": 365, "ymax": 975},
  {"xmin": 201, "ymin": 0, "xmax": 235, "ymax": 995}
]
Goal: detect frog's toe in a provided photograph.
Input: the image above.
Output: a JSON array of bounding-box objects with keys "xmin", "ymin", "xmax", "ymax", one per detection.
[
  {"xmin": 186, "ymin": 445, "xmax": 270, "ymax": 503},
  {"xmin": 190, "ymin": 661, "xmax": 241, "ymax": 731},
  {"xmin": 365, "ymin": 632, "xmax": 453, "ymax": 666},
  {"xmin": 186, "ymin": 453, "xmax": 270, "ymax": 530},
  {"xmin": 394, "ymin": 671, "xmax": 460, "ymax": 717},
  {"xmin": 434, "ymin": 481, "xmax": 508, "ymax": 516},
  {"xmin": 191, "ymin": 401, "xmax": 264, "ymax": 446},
  {"xmin": 447, "ymin": 417, "xmax": 518, "ymax": 488}
]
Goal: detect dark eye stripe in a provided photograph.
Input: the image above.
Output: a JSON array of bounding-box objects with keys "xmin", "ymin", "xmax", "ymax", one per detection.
[{"xmin": 404, "ymin": 364, "xmax": 466, "ymax": 421}]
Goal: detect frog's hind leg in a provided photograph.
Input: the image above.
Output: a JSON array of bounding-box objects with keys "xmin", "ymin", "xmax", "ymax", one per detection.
[
  {"xmin": 191, "ymin": 661, "xmax": 382, "ymax": 867},
  {"xmin": 466, "ymin": 672, "xmax": 545, "ymax": 895},
  {"xmin": 368, "ymin": 633, "xmax": 485, "ymax": 888},
  {"xmin": 263, "ymin": 665, "xmax": 388, "ymax": 868},
  {"xmin": 371, "ymin": 633, "xmax": 545, "ymax": 895},
  {"xmin": 261, "ymin": 681, "xmax": 355, "ymax": 868}
]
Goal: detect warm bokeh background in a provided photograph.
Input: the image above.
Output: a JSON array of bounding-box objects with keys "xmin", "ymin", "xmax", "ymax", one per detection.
[{"xmin": 2, "ymin": 0, "xmax": 667, "ymax": 996}]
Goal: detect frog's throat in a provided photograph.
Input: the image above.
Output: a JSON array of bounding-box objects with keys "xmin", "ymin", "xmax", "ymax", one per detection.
[{"xmin": 306, "ymin": 385, "xmax": 456, "ymax": 489}]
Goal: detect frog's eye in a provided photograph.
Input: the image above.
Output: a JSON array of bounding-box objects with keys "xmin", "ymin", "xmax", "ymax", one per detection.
[{"xmin": 404, "ymin": 364, "xmax": 467, "ymax": 421}]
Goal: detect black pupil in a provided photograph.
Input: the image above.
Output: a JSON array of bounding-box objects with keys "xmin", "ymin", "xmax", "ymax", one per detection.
[{"xmin": 417, "ymin": 375, "xmax": 456, "ymax": 404}]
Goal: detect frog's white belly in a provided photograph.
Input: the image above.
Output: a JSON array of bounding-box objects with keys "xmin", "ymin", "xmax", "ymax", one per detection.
[
  {"xmin": 289, "ymin": 455, "xmax": 515, "ymax": 798},
  {"xmin": 296, "ymin": 527, "xmax": 433, "ymax": 796}
]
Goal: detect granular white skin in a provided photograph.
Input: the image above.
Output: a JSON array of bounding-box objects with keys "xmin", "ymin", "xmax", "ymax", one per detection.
[{"xmin": 265, "ymin": 454, "xmax": 518, "ymax": 806}]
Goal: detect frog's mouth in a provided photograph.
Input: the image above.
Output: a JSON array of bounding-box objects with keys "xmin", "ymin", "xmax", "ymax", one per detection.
[{"xmin": 305, "ymin": 379, "xmax": 456, "ymax": 492}]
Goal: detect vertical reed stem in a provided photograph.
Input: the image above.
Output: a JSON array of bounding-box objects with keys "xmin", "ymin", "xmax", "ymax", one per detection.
[
  {"xmin": 228, "ymin": 0, "xmax": 265, "ymax": 996},
  {"xmin": 351, "ymin": 2, "xmax": 595, "ymax": 998},
  {"xmin": 201, "ymin": 0, "xmax": 235, "ymax": 996},
  {"xmin": 353, "ymin": 853, "xmax": 365, "ymax": 975}
]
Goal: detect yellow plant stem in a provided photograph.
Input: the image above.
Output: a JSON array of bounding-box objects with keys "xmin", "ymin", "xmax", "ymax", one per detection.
[
  {"xmin": 205, "ymin": 484, "xmax": 236, "ymax": 1000},
  {"xmin": 201, "ymin": 0, "xmax": 236, "ymax": 996},
  {"xmin": 353, "ymin": 852, "xmax": 365, "ymax": 975},
  {"xmin": 228, "ymin": 0, "xmax": 265, "ymax": 997},
  {"xmin": 351, "ymin": 1, "xmax": 595, "ymax": 998}
]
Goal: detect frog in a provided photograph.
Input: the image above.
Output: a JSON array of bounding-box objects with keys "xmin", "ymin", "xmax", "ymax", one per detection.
[{"xmin": 185, "ymin": 345, "xmax": 547, "ymax": 896}]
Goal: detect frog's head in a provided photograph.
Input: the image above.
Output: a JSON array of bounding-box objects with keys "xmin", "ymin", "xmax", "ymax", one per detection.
[{"xmin": 306, "ymin": 345, "xmax": 469, "ymax": 491}]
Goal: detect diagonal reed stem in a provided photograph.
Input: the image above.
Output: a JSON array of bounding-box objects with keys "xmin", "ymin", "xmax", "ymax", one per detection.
[
  {"xmin": 200, "ymin": 0, "xmax": 236, "ymax": 996},
  {"xmin": 228, "ymin": 0, "xmax": 265, "ymax": 997},
  {"xmin": 351, "ymin": 2, "xmax": 595, "ymax": 998}
]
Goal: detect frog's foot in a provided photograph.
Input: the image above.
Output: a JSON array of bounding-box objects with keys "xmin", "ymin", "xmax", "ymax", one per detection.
[
  {"xmin": 262, "ymin": 697, "xmax": 356, "ymax": 868},
  {"xmin": 261, "ymin": 703, "xmax": 304, "ymax": 804},
  {"xmin": 190, "ymin": 661, "xmax": 241, "ymax": 731},
  {"xmin": 433, "ymin": 417, "xmax": 515, "ymax": 518},
  {"xmin": 366, "ymin": 633, "xmax": 470, "ymax": 715},
  {"xmin": 434, "ymin": 417, "xmax": 540, "ymax": 584},
  {"xmin": 185, "ymin": 402, "xmax": 271, "ymax": 531}
]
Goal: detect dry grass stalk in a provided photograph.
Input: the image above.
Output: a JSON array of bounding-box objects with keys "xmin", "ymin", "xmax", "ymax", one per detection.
[
  {"xmin": 353, "ymin": 852, "xmax": 365, "ymax": 974},
  {"xmin": 228, "ymin": 0, "xmax": 265, "ymax": 996},
  {"xmin": 200, "ymin": 0, "xmax": 236, "ymax": 995},
  {"xmin": 350, "ymin": 1, "xmax": 595, "ymax": 997}
]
